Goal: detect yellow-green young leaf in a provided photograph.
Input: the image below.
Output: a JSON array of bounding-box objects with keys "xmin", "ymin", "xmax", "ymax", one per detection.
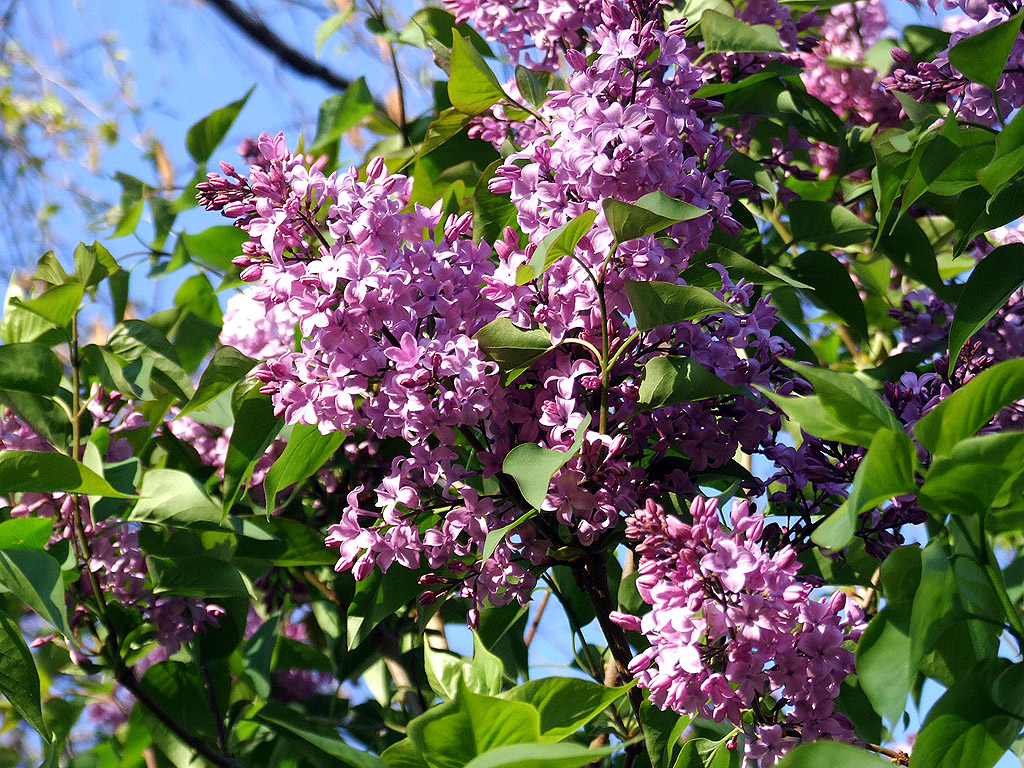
[
  {"xmin": 408, "ymin": 685, "xmax": 541, "ymax": 767},
  {"xmin": 73, "ymin": 241, "xmax": 119, "ymax": 291},
  {"xmin": 10, "ymin": 283, "xmax": 84, "ymax": 330},
  {"xmin": 603, "ymin": 194, "xmax": 708, "ymax": 244},
  {"xmin": 448, "ymin": 34, "xmax": 508, "ymax": 114},
  {"xmin": 637, "ymin": 357, "xmax": 741, "ymax": 410},
  {"xmin": 311, "ymin": 78, "xmax": 375, "ymax": 154},
  {"xmin": 315, "ymin": 10, "xmax": 352, "ymax": 58},
  {"xmin": 918, "ymin": 431, "xmax": 1024, "ymax": 517},
  {"xmin": 774, "ymin": 741, "xmax": 891, "ymax": 767},
  {"xmin": 0, "ymin": 518, "xmax": 53, "ymax": 550},
  {"xmin": 463, "ymin": 741, "xmax": 624, "ymax": 768},
  {"xmin": 501, "ymin": 677, "xmax": 632, "ymax": 742},
  {"xmin": 424, "ymin": 633, "xmax": 504, "ymax": 701},
  {"xmin": 185, "ymin": 86, "xmax": 254, "ymax": 164},
  {"xmin": 625, "ymin": 281, "xmax": 734, "ymax": 332},
  {"xmin": 700, "ymin": 10, "xmax": 785, "ymax": 54},
  {"xmin": 130, "ymin": 469, "xmax": 224, "ymax": 526},
  {"xmin": 481, "ymin": 510, "xmax": 537, "ymax": 563},
  {"xmin": 518, "ymin": 210, "xmax": 597, "ymax": 284},
  {"xmin": 0, "ymin": 451, "xmax": 132, "ymax": 498},
  {"xmin": 0, "ymin": 607, "xmax": 49, "ymax": 740},
  {"xmin": 474, "ymin": 318, "xmax": 553, "ymax": 371},
  {"xmin": 503, "ymin": 415, "xmax": 591, "ymax": 509},
  {"xmin": 177, "ymin": 345, "xmax": 257, "ymax": 419},
  {"xmin": 263, "ymin": 423, "xmax": 346, "ymax": 512},
  {"xmin": 179, "ymin": 226, "xmax": 248, "ymax": 273}
]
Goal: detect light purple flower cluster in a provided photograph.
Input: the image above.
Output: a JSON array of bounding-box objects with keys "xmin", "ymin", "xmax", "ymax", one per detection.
[
  {"xmin": 444, "ymin": 0, "xmax": 604, "ymax": 69},
  {"xmin": 612, "ymin": 496, "xmax": 862, "ymax": 765},
  {"xmin": 219, "ymin": 286, "xmax": 297, "ymax": 360},
  {"xmin": 197, "ymin": 7, "xmax": 803, "ymax": 619}
]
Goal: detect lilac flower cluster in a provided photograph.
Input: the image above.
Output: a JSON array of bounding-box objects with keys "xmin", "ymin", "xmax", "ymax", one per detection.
[
  {"xmin": 444, "ymin": 0, "xmax": 604, "ymax": 69},
  {"xmin": 197, "ymin": 13, "xmax": 798, "ymax": 620},
  {"xmin": 612, "ymin": 497, "xmax": 862, "ymax": 764}
]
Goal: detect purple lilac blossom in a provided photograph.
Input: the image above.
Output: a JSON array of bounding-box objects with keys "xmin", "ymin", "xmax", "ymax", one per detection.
[{"xmin": 612, "ymin": 496, "xmax": 862, "ymax": 764}]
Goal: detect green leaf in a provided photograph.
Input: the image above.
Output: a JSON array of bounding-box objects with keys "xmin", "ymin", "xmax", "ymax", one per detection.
[
  {"xmin": 347, "ymin": 565, "xmax": 425, "ymax": 650},
  {"xmin": 856, "ymin": 605, "xmax": 913, "ymax": 726},
  {"xmin": 244, "ymin": 613, "xmax": 278, "ymax": 699},
  {"xmin": 448, "ymin": 34, "xmax": 507, "ymax": 115},
  {"xmin": 625, "ymin": 281, "xmax": 734, "ymax": 332},
  {"xmin": 177, "ymin": 345, "xmax": 258, "ymax": 419},
  {"xmin": 417, "ymin": 108, "xmax": 473, "ymax": 159},
  {"xmin": 768, "ymin": 361, "xmax": 902, "ymax": 446},
  {"xmin": 32, "ymin": 252, "xmax": 69, "ymax": 287},
  {"xmin": 518, "ymin": 210, "xmax": 597, "ymax": 285},
  {"xmin": 474, "ymin": 318, "xmax": 552, "ymax": 372},
  {"xmin": 80, "ymin": 343, "xmax": 143, "ymax": 398},
  {"xmin": 638, "ymin": 357, "xmax": 741, "ymax": 410},
  {"xmin": 603, "ymin": 193, "xmax": 709, "ymax": 244},
  {"xmin": 425, "ymin": 633, "xmax": 504, "ymax": 701},
  {"xmin": 463, "ymin": 741, "xmax": 624, "ymax": 768},
  {"xmin": 812, "ymin": 428, "xmax": 917, "ymax": 550},
  {"xmin": 502, "ymin": 678, "xmax": 631, "ymax": 742},
  {"xmin": 979, "ymin": 107, "xmax": 1024, "ymax": 192},
  {"xmin": 107, "ymin": 320, "xmax": 194, "ymax": 401},
  {"xmin": 948, "ymin": 12, "xmax": 1024, "ymax": 93},
  {"xmin": 789, "ymin": 250, "xmax": 869, "ymax": 339},
  {"xmin": 775, "ymin": 741, "xmax": 891, "ymax": 767},
  {"xmin": 909, "ymin": 538, "xmax": 957, "ymax": 675},
  {"xmin": 502, "ymin": 415, "xmax": 591, "ymax": 509},
  {"xmin": 73, "ymin": 241, "xmax": 119, "ymax": 291},
  {"xmin": 11, "ymin": 283, "xmax": 84, "ymax": 329},
  {"xmin": 642, "ymin": 701, "xmax": 691, "ymax": 768},
  {"xmin": 0, "ymin": 549, "xmax": 72, "ymax": 637},
  {"xmin": 481, "ymin": 510, "xmax": 537, "ymax": 563},
  {"xmin": 234, "ymin": 516, "xmax": 338, "ymax": 567},
  {"xmin": 699, "ymin": 10, "xmax": 784, "ymax": 54},
  {"xmin": 222, "ymin": 389, "xmax": 283, "ymax": 510},
  {"xmin": 514, "ymin": 66, "xmax": 552, "ymax": 108},
  {"xmin": 315, "ymin": 10, "xmax": 352, "ymax": 58},
  {"xmin": 129, "ymin": 469, "xmax": 224, "ymax": 526},
  {"xmin": 186, "ymin": 86, "xmax": 254, "ymax": 164},
  {"xmin": 918, "ymin": 431, "xmax": 1024, "ymax": 517},
  {"xmin": 311, "ymin": 78, "xmax": 376, "ymax": 154},
  {"xmin": 673, "ymin": 735, "xmax": 736, "ymax": 768},
  {"xmin": 0, "ymin": 344, "xmax": 62, "ymax": 396},
  {"xmin": 915, "ymin": 358, "xmax": 1024, "ymax": 456},
  {"xmin": 787, "ymin": 200, "xmax": 874, "ymax": 248},
  {"xmin": 179, "ymin": 226, "xmax": 248, "ymax": 272},
  {"xmin": 0, "ymin": 451, "xmax": 132, "ymax": 498},
  {"xmin": 948, "ymin": 243, "xmax": 1024, "ymax": 366},
  {"xmin": 263, "ymin": 423, "xmax": 345, "ymax": 512},
  {"xmin": 0, "ymin": 606, "xmax": 48, "ymax": 740},
  {"xmin": 256, "ymin": 702, "xmax": 388, "ymax": 768},
  {"xmin": 147, "ymin": 555, "xmax": 249, "ymax": 598},
  {"xmin": 0, "ymin": 518, "xmax": 52, "ymax": 550},
  {"xmin": 912, "ymin": 658, "xmax": 1024, "ymax": 768},
  {"xmin": 408, "ymin": 686, "xmax": 541, "ymax": 768},
  {"xmin": 0, "ymin": 392, "xmax": 71, "ymax": 453}
]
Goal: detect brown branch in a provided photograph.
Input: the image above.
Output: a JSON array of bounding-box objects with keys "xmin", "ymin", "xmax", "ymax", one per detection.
[
  {"xmin": 524, "ymin": 590, "xmax": 550, "ymax": 648},
  {"xmin": 117, "ymin": 669, "xmax": 248, "ymax": 768},
  {"xmin": 572, "ymin": 553, "xmax": 644, "ymax": 728},
  {"xmin": 202, "ymin": 0, "xmax": 387, "ymax": 111}
]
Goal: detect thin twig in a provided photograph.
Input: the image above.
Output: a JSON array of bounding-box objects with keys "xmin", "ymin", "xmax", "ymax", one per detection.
[{"xmin": 524, "ymin": 590, "xmax": 550, "ymax": 648}]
